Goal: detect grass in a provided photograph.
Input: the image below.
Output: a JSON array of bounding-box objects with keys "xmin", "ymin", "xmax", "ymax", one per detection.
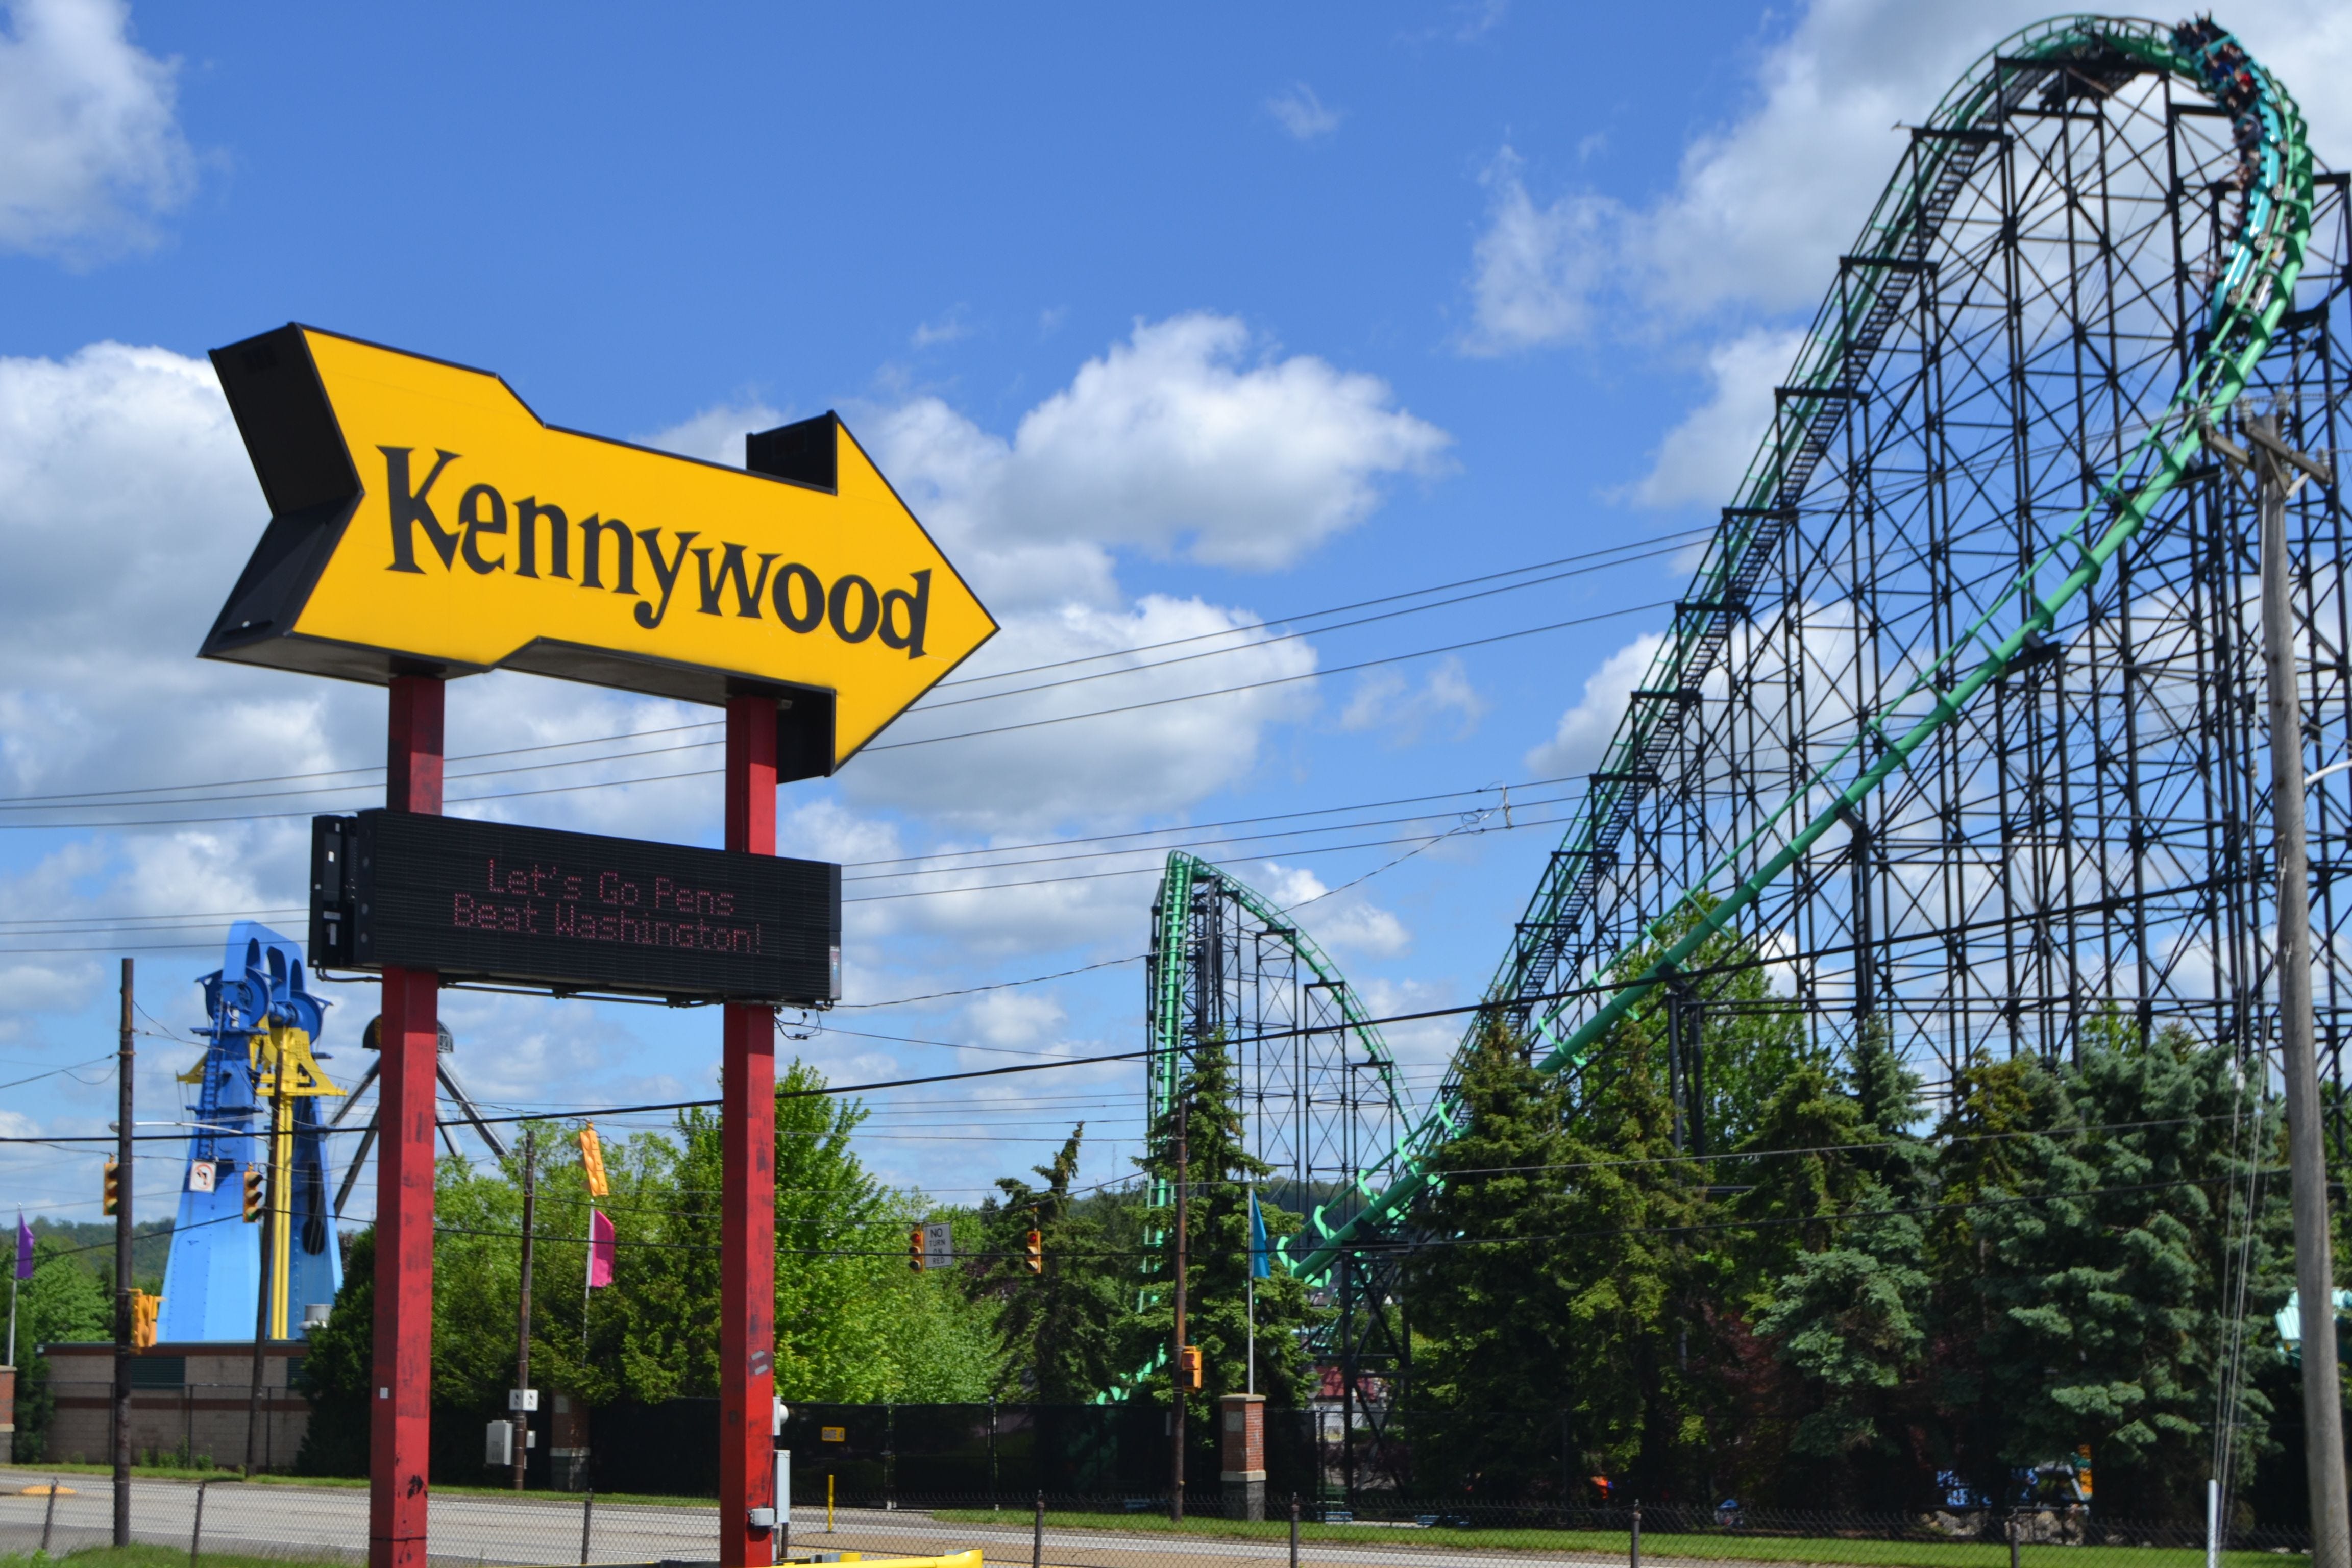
[
  {"xmin": 2, "ymin": 1548, "xmax": 356, "ymax": 1568},
  {"xmin": 928, "ymin": 1509, "xmax": 2299, "ymax": 1568},
  {"xmin": 0, "ymin": 1462, "xmax": 713, "ymax": 1510}
]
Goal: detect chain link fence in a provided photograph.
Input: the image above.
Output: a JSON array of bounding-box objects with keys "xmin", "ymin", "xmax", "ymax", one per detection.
[{"xmin": 0, "ymin": 1472, "xmax": 2314, "ymax": 1568}]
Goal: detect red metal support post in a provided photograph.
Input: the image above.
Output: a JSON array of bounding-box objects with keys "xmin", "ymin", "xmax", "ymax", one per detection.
[
  {"xmin": 721, "ymin": 693, "xmax": 778, "ymax": 1567},
  {"xmin": 373, "ymin": 674, "xmax": 443, "ymax": 1568}
]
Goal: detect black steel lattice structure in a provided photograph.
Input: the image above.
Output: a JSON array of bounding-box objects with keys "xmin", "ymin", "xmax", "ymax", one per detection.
[
  {"xmin": 1525, "ymin": 47, "xmax": 2352, "ymax": 1098},
  {"xmin": 1138, "ymin": 853, "xmax": 1412, "ymax": 1489},
  {"xmin": 1144, "ymin": 19, "xmax": 2348, "ymax": 1501}
]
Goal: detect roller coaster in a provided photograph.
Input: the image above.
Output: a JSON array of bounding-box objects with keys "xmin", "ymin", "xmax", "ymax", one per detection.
[{"xmin": 1141, "ymin": 12, "xmax": 2349, "ymax": 1458}]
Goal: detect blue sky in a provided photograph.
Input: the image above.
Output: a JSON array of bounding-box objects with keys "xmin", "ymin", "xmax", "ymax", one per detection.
[{"xmin": 3, "ymin": 0, "xmax": 2347, "ymax": 1224}]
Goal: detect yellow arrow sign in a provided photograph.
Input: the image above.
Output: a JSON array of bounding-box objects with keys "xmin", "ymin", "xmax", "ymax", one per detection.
[{"xmin": 201, "ymin": 325, "xmax": 995, "ymax": 771}]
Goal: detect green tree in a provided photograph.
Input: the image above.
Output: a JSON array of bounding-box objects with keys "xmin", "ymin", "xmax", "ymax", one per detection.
[
  {"xmin": 1738, "ymin": 1023, "xmax": 1935, "ymax": 1502},
  {"xmin": 9, "ymin": 1235, "xmax": 111, "ymax": 1463},
  {"xmin": 976, "ymin": 1125, "xmax": 1127, "ymax": 1400},
  {"xmin": 298, "ymin": 1057, "xmax": 1006, "ymax": 1471},
  {"xmin": 1755, "ymin": 1208, "xmax": 1931, "ymax": 1477},
  {"xmin": 1128, "ymin": 1039, "xmax": 1320, "ymax": 1417},
  {"xmin": 1409, "ymin": 1016, "xmax": 1702, "ymax": 1497},
  {"xmin": 295, "ymin": 1226, "xmax": 373, "ymax": 1475},
  {"xmin": 1972, "ymin": 1024, "xmax": 2288, "ymax": 1515}
]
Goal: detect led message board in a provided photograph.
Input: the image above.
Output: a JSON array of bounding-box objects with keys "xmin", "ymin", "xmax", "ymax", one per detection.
[
  {"xmin": 311, "ymin": 811, "xmax": 840, "ymax": 1006},
  {"xmin": 203, "ymin": 325, "xmax": 996, "ymax": 772}
]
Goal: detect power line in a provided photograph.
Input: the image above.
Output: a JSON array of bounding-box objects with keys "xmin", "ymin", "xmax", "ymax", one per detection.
[
  {"xmin": 0, "ymin": 776, "xmax": 1568, "ymax": 943},
  {"xmin": 937, "ymin": 529, "xmax": 1707, "ymax": 690},
  {"xmin": 0, "ymin": 1049, "xmax": 1154, "ymax": 1144},
  {"xmin": 0, "ymin": 535, "xmax": 1695, "ymax": 815},
  {"xmin": 0, "ymin": 599, "xmax": 1662, "ymax": 829},
  {"xmin": 863, "ymin": 600, "xmax": 1672, "ymax": 754}
]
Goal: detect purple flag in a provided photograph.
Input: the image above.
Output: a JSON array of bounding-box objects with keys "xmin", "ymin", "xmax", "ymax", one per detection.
[{"xmin": 14, "ymin": 1212, "xmax": 31, "ymax": 1280}]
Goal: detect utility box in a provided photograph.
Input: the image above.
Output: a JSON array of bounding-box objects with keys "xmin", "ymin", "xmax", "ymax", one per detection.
[
  {"xmin": 485, "ymin": 1418, "xmax": 514, "ymax": 1468},
  {"xmin": 1219, "ymin": 1392, "xmax": 1266, "ymax": 1521}
]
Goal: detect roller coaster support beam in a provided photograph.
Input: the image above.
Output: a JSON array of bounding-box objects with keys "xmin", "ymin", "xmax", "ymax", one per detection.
[{"xmin": 2217, "ymin": 408, "xmax": 2346, "ymax": 1567}]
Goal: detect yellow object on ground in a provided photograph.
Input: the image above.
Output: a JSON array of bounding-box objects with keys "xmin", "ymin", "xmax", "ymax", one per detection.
[
  {"xmin": 19, "ymin": 1484, "xmax": 76, "ymax": 1495},
  {"xmin": 796, "ymin": 1552, "xmax": 976, "ymax": 1568}
]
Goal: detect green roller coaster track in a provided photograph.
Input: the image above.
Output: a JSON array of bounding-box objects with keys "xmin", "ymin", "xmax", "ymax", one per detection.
[{"xmin": 1268, "ymin": 14, "xmax": 2319, "ymax": 1288}]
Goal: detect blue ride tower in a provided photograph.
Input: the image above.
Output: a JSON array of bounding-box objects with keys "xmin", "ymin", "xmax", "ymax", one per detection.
[{"xmin": 156, "ymin": 922, "xmax": 345, "ymax": 1342}]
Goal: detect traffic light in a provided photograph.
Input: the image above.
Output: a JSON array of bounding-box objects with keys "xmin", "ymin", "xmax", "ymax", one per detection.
[
  {"xmin": 1175, "ymin": 1344, "xmax": 1203, "ymax": 1392},
  {"xmin": 102, "ymin": 1159, "xmax": 120, "ymax": 1216},
  {"xmin": 1023, "ymin": 1229, "xmax": 1043, "ymax": 1276},
  {"xmin": 131, "ymin": 1289, "xmax": 160, "ymax": 1350},
  {"xmin": 910, "ymin": 1227, "xmax": 925, "ymax": 1272},
  {"xmin": 243, "ymin": 1164, "xmax": 265, "ymax": 1222}
]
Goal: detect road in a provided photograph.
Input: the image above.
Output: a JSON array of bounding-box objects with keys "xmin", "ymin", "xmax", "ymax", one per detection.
[{"xmin": 0, "ymin": 1468, "xmax": 1698, "ymax": 1568}]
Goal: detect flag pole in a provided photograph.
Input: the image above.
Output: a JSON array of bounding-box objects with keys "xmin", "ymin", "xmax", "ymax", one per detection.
[{"xmin": 1246, "ymin": 1190, "xmax": 1256, "ymax": 1399}]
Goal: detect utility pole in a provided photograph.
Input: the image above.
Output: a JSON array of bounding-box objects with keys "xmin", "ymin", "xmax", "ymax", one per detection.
[
  {"xmin": 2209, "ymin": 405, "xmax": 2345, "ymax": 1568},
  {"xmin": 245, "ymin": 1037, "xmax": 279, "ymax": 1477},
  {"xmin": 1170, "ymin": 1085, "xmax": 1188, "ymax": 1524},
  {"xmin": 514, "ymin": 1129, "xmax": 537, "ymax": 1491},
  {"xmin": 113, "ymin": 959, "xmax": 132, "ymax": 1547}
]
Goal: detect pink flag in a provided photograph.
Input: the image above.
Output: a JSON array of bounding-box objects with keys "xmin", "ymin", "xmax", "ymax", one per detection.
[{"xmin": 587, "ymin": 1208, "xmax": 616, "ymax": 1289}]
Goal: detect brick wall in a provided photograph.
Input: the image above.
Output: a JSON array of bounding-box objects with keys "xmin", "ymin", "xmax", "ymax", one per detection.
[{"xmin": 39, "ymin": 1341, "xmax": 312, "ymax": 1471}]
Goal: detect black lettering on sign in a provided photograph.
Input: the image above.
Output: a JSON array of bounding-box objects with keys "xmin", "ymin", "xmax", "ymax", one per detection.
[
  {"xmin": 694, "ymin": 542, "xmax": 780, "ymax": 619},
  {"xmin": 634, "ymin": 528, "xmax": 698, "ymax": 629},
  {"xmin": 579, "ymin": 515, "xmax": 636, "ymax": 594},
  {"xmin": 515, "ymin": 498, "xmax": 569, "ymax": 580},
  {"xmin": 773, "ymin": 564, "xmax": 823, "ymax": 633},
  {"xmin": 828, "ymin": 574, "xmax": 879, "ymax": 643},
  {"xmin": 382, "ymin": 448, "xmax": 461, "ymax": 573},
  {"xmin": 373, "ymin": 455, "xmax": 943, "ymax": 655},
  {"xmin": 459, "ymin": 484, "xmax": 507, "ymax": 573},
  {"xmin": 880, "ymin": 569, "xmax": 930, "ymax": 658}
]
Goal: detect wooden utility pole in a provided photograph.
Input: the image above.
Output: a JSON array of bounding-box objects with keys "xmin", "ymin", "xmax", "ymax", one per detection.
[
  {"xmin": 112, "ymin": 959, "xmax": 132, "ymax": 1546},
  {"xmin": 244, "ymin": 1020, "xmax": 284, "ymax": 1478},
  {"xmin": 2210, "ymin": 406, "xmax": 2346, "ymax": 1568},
  {"xmin": 513, "ymin": 1129, "xmax": 537, "ymax": 1491},
  {"xmin": 1170, "ymin": 1087, "xmax": 1188, "ymax": 1524}
]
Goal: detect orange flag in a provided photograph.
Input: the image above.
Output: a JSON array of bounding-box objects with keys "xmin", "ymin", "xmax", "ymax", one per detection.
[{"xmin": 579, "ymin": 1122, "xmax": 609, "ymax": 1198}]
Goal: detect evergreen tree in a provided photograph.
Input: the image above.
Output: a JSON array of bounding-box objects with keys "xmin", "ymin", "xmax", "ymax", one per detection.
[
  {"xmin": 1410, "ymin": 1015, "xmax": 1703, "ymax": 1497},
  {"xmin": 1971, "ymin": 1024, "xmax": 2288, "ymax": 1515},
  {"xmin": 1408, "ymin": 1017, "xmax": 1581, "ymax": 1497},
  {"xmin": 976, "ymin": 1124, "xmax": 1126, "ymax": 1400},
  {"xmin": 1736, "ymin": 1023, "xmax": 1936, "ymax": 1502},
  {"xmin": 1754, "ymin": 1208, "xmax": 1931, "ymax": 1482},
  {"xmin": 1128, "ymin": 1038, "xmax": 1320, "ymax": 1419}
]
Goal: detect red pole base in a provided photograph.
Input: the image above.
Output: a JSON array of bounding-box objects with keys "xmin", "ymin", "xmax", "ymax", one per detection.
[
  {"xmin": 721, "ymin": 694, "xmax": 778, "ymax": 1567},
  {"xmin": 373, "ymin": 675, "xmax": 443, "ymax": 1568}
]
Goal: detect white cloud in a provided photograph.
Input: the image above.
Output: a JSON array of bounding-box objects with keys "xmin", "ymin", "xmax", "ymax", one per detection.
[
  {"xmin": 1461, "ymin": 3, "xmax": 2352, "ymax": 349},
  {"xmin": 1525, "ymin": 632, "xmax": 1663, "ymax": 777},
  {"xmin": 640, "ymin": 398, "xmax": 787, "ymax": 467},
  {"xmin": 965, "ymin": 991, "xmax": 1066, "ymax": 1049},
  {"xmin": 1267, "ymin": 83, "xmax": 1342, "ymax": 142},
  {"xmin": 1255, "ymin": 863, "xmax": 1410, "ymax": 960},
  {"xmin": 1630, "ymin": 327, "xmax": 1804, "ymax": 510},
  {"xmin": 849, "ymin": 594, "xmax": 1316, "ymax": 832},
  {"xmin": 0, "ymin": 316, "xmax": 1441, "ymax": 1169},
  {"xmin": 1337, "ymin": 655, "xmax": 1487, "ymax": 745},
  {"xmin": 1461, "ymin": 148, "xmax": 1620, "ymax": 354},
  {"xmin": 913, "ymin": 308, "xmax": 972, "ymax": 349},
  {"xmin": 871, "ymin": 313, "xmax": 1450, "ymax": 602},
  {"xmin": 0, "ymin": 0, "xmax": 192, "ymax": 259}
]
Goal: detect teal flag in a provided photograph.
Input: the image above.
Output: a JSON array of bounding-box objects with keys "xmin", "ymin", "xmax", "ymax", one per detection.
[{"xmin": 1249, "ymin": 1191, "xmax": 1271, "ymax": 1279}]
